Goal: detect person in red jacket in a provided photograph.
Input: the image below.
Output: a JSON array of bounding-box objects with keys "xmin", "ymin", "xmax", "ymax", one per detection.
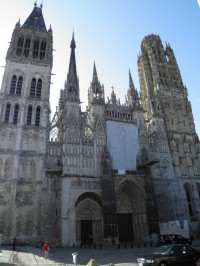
[{"xmin": 43, "ymin": 241, "xmax": 49, "ymax": 259}]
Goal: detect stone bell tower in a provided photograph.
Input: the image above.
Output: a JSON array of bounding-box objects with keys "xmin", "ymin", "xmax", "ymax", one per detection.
[
  {"xmin": 138, "ymin": 34, "xmax": 200, "ymax": 229},
  {"xmin": 0, "ymin": 3, "xmax": 53, "ymax": 242},
  {"xmin": 138, "ymin": 35, "xmax": 185, "ymax": 222}
]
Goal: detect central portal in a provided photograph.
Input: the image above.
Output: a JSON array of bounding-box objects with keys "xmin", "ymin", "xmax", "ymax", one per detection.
[
  {"xmin": 81, "ymin": 220, "xmax": 93, "ymax": 245},
  {"xmin": 117, "ymin": 213, "xmax": 134, "ymax": 242}
]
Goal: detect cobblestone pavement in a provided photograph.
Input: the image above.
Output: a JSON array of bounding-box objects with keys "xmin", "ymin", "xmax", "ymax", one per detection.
[{"xmin": 1, "ymin": 240, "xmax": 200, "ymax": 266}]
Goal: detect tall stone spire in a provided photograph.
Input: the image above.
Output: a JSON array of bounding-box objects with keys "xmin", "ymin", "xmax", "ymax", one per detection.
[
  {"xmin": 125, "ymin": 70, "xmax": 141, "ymax": 110},
  {"xmin": 65, "ymin": 32, "xmax": 79, "ymax": 102},
  {"xmin": 88, "ymin": 62, "xmax": 104, "ymax": 104}
]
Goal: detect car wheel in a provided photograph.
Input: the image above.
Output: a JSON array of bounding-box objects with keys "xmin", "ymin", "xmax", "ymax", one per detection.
[{"xmin": 159, "ymin": 263, "xmax": 167, "ymax": 266}]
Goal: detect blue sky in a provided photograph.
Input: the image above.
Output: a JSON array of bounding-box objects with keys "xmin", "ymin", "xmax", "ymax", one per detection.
[{"xmin": 0, "ymin": 0, "xmax": 199, "ymax": 137}]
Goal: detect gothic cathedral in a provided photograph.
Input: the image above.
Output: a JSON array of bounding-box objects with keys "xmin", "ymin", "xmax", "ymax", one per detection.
[{"xmin": 0, "ymin": 4, "xmax": 200, "ymax": 246}]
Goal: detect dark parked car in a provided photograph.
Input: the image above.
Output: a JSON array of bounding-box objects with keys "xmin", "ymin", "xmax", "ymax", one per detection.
[
  {"xmin": 137, "ymin": 244, "xmax": 200, "ymax": 266},
  {"xmin": 156, "ymin": 234, "xmax": 192, "ymax": 246}
]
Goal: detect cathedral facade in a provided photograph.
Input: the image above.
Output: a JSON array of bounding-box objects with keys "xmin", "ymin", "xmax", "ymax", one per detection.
[{"xmin": 0, "ymin": 4, "xmax": 200, "ymax": 246}]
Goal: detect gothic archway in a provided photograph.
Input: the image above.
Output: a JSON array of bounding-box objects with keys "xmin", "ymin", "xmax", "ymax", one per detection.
[
  {"xmin": 116, "ymin": 178, "xmax": 148, "ymax": 243},
  {"xmin": 75, "ymin": 192, "xmax": 103, "ymax": 245}
]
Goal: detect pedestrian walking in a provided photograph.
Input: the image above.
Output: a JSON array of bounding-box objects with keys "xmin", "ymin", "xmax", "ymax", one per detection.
[{"xmin": 43, "ymin": 241, "xmax": 49, "ymax": 259}]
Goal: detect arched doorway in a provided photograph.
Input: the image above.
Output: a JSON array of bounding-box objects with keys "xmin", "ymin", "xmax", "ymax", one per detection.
[
  {"xmin": 116, "ymin": 178, "xmax": 148, "ymax": 243},
  {"xmin": 76, "ymin": 192, "xmax": 103, "ymax": 245}
]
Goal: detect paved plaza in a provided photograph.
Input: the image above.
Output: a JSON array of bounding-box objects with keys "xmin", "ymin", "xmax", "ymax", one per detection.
[
  {"xmin": 1, "ymin": 240, "xmax": 200, "ymax": 266},
  {"xmin": 1, "ymin": 244, "xmax": 154, "ymax": 266}
]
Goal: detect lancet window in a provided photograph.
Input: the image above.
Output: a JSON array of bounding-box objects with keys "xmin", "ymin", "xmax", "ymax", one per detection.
[
  {"xmin": 16, "ymin": 36, "xmax": 24, "ymax": 56},
  {"xmin": 27, "ymin": 106, "xmax": 33, "ymax": 125},
  {"xmin": 35, "ymin": 106, "xmax": 41, "ymax": 126},
  {"xmin": 30, "ymin": 78, "xmax": 42, "ymax": 98},
  {"xmin": 4, "ymin": 103, "xmax": 11, "ymax": 123},
  {"xmin": 184, "ymin": 184, "xmax": 194, "ymax": 217},
  {"xmin": 33, "ymin": 39, "xmax": 46, "ymax": 60},
  {"xmin": 13, "ymin": 104, "xmax": 20, "ymax": 124},
  {"xmin": 10, "ymin": 75, "xmax": 23, "ymax": 95}
]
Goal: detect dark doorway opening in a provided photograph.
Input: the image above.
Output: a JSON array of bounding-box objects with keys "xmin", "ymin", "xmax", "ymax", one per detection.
[
  {"xmin": 81, "ymin": 220, "xmax": 93, "ymax": 245},
  {"xmin": 117, "ymin": 213, "xmax": 134, "ymax": 242}
]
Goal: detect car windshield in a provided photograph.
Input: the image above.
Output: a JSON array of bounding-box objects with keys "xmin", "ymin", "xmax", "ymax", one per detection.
[{"xmin": 153, "ymin": 245, "xmax": 172, "ymax": 255}]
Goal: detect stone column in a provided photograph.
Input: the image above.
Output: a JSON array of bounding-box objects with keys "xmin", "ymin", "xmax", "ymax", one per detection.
[
  {"xmin": 68, "ymin": 205, "xmax": 76, "ymax": 247},
  {"xmin": 61, "ymin": 178, "xmax": 76, "ymax": 246},
  {"xmin": 61, "ymin": 178, "xmax": 69, "ymax": 246}
]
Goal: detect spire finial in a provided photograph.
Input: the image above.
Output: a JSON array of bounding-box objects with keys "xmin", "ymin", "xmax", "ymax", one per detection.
[
  {"xmin": 70, "ymin": 31, "xmax": 76, "ymax": 49},
  {"xmin": 93, "ymin": 61, "xmax": 97, "ymax": 77},
  {"xmin": 34, "ymin": 0, "xmax": 37, "ymax": 7},
  {"xmin": 40, "ymin": 0, "xmax": 43, "ymax": 8}
]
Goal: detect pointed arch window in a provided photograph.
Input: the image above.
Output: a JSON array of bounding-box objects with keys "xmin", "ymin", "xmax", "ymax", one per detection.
[
  {"xmin": 13, "ymin": 104, "xmax": 20, "ymax": 124},
  {"xmin": 35, "ymin": 106, "xmax": 41, "ymax": 126},
  {"xmin": 40, "ymin": 41, "xmax": 46, "ymax": 60},
  {"xmin": 184, "ymin": 184, "xmax": 194, "ymax": 217},
  {"xmin": 10, "ymin": 75, "xmax": 17, "ymax": 94},
  {"xmin": 16, "ymin": 36, "xmax": 24, "ymax": 56},
  {"xmin": 4, "ymin": 103, "xmax": 11, "ymax": 123},
  {"xmin": 36, "ymin": 79, "xmax": 42, "ymax": 98},
  {"xmin": 16, "ymin": 76, "xmax": 23, "ymax": 95},
  {"xmin": 33, "ymin": 39, "xmax": 40, "ymax": 58},
  {"xmin": 30, "ymin": 78, "xmax": 42, "ymax": 98},
  {"xmin": 10, "ymin": 75, "xmax": 23, "ymax": 95},
  {"xmin": 30, "ymin": 78, "xmax": 36, "ymax": 96},
  {"xmin": 27, "ymin": 106, "xmax": 33, "ymax": 125},
  {"xmin": 23, "ymin": 38, "xmax": 31, "ymax": 57}
]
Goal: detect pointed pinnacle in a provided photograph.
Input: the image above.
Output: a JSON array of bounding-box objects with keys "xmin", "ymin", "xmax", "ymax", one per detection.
[
  {"xmin": 70, "ymin": 31, "xmax": 76, "ymax": 49},
  {"xmin": 93, "ymin": 62, "xmax": 98, "ymax": 81},
  {"xmin": 129, "ymin": 70, "xmax": 135, "ymax": 90}
]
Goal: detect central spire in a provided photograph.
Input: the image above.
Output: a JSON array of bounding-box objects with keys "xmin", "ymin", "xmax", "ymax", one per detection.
[
  {"xmin": 65, "ymin": 32, "xmax": 79, "ymax": 102},
  {"xmin": 68, "ymin": 32, "xmax": 77, "ymax": 82}
]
